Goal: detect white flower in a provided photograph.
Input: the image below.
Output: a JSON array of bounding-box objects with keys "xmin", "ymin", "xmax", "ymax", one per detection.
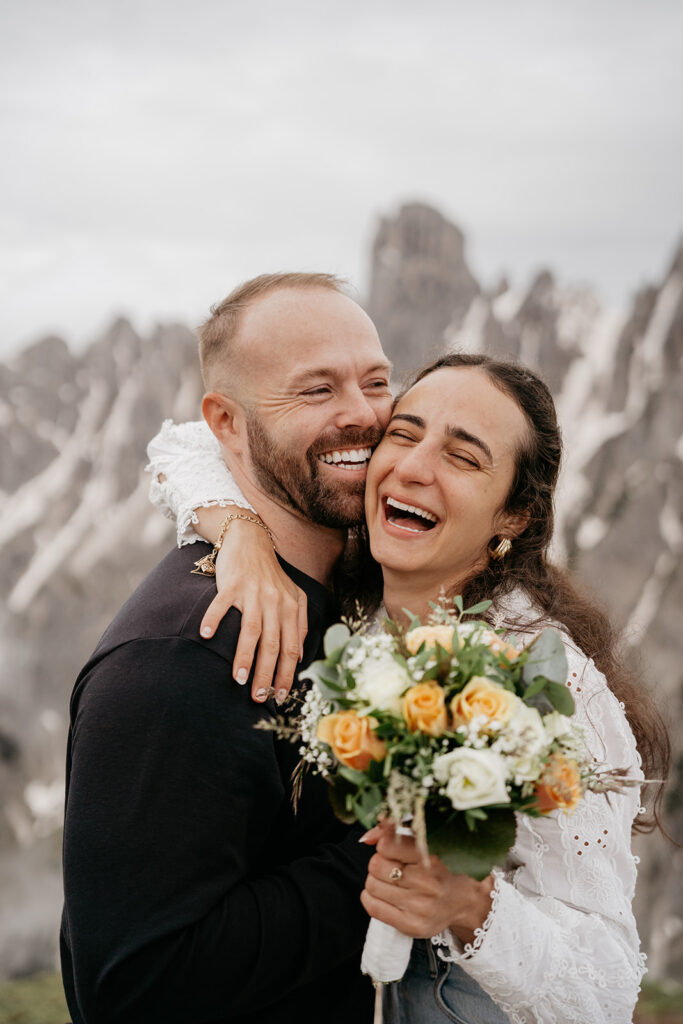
[
  {"xmin": 509, "ymin": 752, "xmax": 545, "ymax": 784},
  {"xmin": 433, "ymin": 748, "xmax": 510, "ymax": 811},
  {"xmin": 352, "ymin": 652, "xmax": 411, "ymax": 717},
  {"xmin": 492, "ymin": 703, "xmax": 550, "ymax": 784},
  {"xmin": 503, "ymin": 703, "xmax": 548, "ymax": 756},
  {"xmin": 543, "ymin": 710, "xmax": 572, "ymax": 742}
]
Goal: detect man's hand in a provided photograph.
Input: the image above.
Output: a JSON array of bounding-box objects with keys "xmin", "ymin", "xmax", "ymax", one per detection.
[
  {"xmin": 197, "ymin": 511, "xmax": 308, "ymax": 704},
  {"xmin": 360, "ymin": 822, "xmax": 495, "ymax": 945}
]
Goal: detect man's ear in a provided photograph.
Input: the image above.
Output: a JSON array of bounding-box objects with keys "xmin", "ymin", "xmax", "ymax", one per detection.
[{"xmin": 202, "ymin": 392, "xmax": 247, "ymax": 454}]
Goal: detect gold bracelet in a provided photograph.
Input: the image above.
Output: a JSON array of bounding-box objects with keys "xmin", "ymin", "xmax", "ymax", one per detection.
[{"xmin": 191, "ymin": 511, "xmax": 275, "ymax": 577}]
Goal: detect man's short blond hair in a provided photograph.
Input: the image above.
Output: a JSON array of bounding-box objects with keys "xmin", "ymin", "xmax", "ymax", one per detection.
[{"xmin": 198, "ymin": 271, "xmax": 348, "ymax": 391}]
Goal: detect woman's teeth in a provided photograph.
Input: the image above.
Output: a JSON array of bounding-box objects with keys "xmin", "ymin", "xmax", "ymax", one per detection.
[
  {"xmin": 385, "ymin": 496, "xmax": 438, "ymax": 532},
  {"xmin": 318, "ymin": 447, "xmax": 373, "ymax": 466}
]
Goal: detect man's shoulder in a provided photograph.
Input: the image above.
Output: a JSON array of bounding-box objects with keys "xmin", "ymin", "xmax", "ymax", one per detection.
[{"xmin": 88, "ymin": 543, "xmax": 238, "ymax": 665}]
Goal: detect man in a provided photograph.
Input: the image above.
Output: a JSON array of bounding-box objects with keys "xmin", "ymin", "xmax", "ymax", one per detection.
[{"xmin": 60, "ymin": 273, "xmax": 394, "ymax": 1023}]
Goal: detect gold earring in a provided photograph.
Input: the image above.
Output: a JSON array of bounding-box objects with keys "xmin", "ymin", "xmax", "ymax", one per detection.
[{"xmin": 490, "ymin": 537, "xmax": 512, "ymax": 561}]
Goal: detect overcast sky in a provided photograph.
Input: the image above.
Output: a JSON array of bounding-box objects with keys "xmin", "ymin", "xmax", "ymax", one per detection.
[{"xmin": 1, "ymin": 0, "xmax": 681, "ymax": 359}]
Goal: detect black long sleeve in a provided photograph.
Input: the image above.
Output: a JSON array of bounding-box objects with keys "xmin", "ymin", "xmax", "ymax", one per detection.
[{"xmin": 60, "ymin": 545, "xmax": 374, "ymax": 1024}]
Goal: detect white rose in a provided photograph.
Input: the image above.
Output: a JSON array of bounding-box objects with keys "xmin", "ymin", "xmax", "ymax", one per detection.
[
  {"xmin": 509, "ymin": 751, "xmax": 544, "ymax": 784},
  {"xmin": 504, "ymin": 703, "xmax": 548, "ymax": 756},
  {"xmin": 353, "ymin": 652, "xmax": 411, "ymax": 717},
  {"xmin": 433, "ymin": 748, "xmax": 510, "ymax": 811},
  {"xmin": 543, "ymin": 710, "xmax": 572, "ymax": 743}
]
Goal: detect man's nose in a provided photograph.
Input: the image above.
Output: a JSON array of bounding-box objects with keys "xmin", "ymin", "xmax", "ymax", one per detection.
[{"xmin": 333, "ymin": 387, "xmax": 380, "ymax": 430}]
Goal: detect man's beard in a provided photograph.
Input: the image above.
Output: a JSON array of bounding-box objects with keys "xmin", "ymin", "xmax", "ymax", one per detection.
[{"xmin": 245, "ymin": 412, "xmax": 382, "ymax": 529}]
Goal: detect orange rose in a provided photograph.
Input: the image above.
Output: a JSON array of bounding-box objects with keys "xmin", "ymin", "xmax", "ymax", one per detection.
[
  {"xmin": 402, "ymin": 683, "xmax": 448, "ymax": 736},
  {"xmin": 479, "ymin": 627, "xmax": 521, "ymax": 663},
  {"xmin": 316, "ymin": 711, "xmax": 386, "ymax": 771},
  {"xmin": 534, "ymin": 755, "xmax": 583, "ymax": 814},
  {"xmin": 450, "ymin": 676, "xmax": 519, "ymax": 730},
  {"xmin": 405, "ymin": 625, "xmax": 459, "ymax": 655}
]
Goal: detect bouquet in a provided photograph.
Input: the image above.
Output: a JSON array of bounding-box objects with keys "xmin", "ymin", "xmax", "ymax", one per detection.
[{"xmin": 269, "ymin": 597, "xmax": 636, "ymax": 981}]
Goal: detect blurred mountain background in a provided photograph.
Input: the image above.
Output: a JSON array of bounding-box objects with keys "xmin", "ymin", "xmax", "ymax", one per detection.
[{"xmin": 1, "ymin": 201, "xmax": 681, "ymax": 985}]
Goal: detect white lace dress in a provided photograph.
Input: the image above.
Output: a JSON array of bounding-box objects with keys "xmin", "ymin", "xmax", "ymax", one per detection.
[{"xmin": 146, "ymin": 419, "xmax": 647, "ymax": 1024}]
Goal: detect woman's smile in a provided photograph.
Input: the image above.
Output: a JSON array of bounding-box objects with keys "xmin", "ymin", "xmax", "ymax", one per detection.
[{"xmin": 365, "ymin": 366, "xmax": 530, "ymax": 599}]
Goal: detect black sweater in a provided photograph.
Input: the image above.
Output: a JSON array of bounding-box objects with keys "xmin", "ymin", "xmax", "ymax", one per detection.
[{"xmin": 60, "ymin": 543, "xmax": 374, "ymax": 1024}]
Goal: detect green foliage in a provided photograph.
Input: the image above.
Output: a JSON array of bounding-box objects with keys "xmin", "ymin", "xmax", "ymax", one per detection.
[
  {"xmin": 522, "ymin": 629, "xmax": 568, "ymax": 687},
  {"xmin": 323, "ymin": 622, "xmax": 351, "ymax": 657},
  {"xmin": 0, "ymin": 972, "xmax": 69, "ymax": 1024},
  {"xmin": 426, "ymin": 808, "xmax": 517, "ymax": 881},
  {"xmin": 521, "ymin": 628, "xmax": 573, "ymax": 715}
]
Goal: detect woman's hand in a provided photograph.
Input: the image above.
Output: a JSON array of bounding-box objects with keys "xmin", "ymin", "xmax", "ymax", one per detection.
[
  {"xmin": 360, "ymin": 822, "xmax": 495, "ymax": 945},
  {"xmin": 195, "ymin": 506, "xmax": 308, "ymax": 704}
]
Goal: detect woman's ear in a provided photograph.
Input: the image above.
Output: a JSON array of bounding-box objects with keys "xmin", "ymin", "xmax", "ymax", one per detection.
[
  {"xmin": 496, "ymin": 507, "xmax": 531, "ymax": 543},
  {"xmin": 202, "ymin": 392, "xmax": 247, "ymax": 454}
]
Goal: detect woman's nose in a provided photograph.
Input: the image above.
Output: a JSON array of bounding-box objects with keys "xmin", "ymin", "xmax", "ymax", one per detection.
[{"xmin": 393, "ymin": 443, "xmax": 435, "ymax": 485}]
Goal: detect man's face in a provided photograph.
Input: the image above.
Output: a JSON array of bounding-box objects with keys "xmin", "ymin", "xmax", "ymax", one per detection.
[{"xmin": 234, "ymin": 287, "xmax": 393, "ymax": 528}]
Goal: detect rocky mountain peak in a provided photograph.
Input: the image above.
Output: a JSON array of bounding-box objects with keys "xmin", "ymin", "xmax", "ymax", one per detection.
[{"xmin": 366, "ymin": 202, "xmax": 479, "ymax": 381}]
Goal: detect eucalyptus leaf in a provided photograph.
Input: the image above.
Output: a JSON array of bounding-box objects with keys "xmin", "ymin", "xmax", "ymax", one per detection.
[
  {"xmin": 522, "ymin": 676, "xmax": 547, "ymax": 700},
  {"xmin": 353, "ymin": 786, "xmax": 384, "ymax": 830},
  {"xmin": 338, "ymin": 765, "xmax": 370, "ymax": 787},
  {"xmin": 427, "ymin": 809, "xmax": 517, "ymax": 881},
  {"xmin": 543, "ymin": 679, "xmax": 576, "ymax": 716},
  {"xmin": 522, "ymin": 629, "xmax": 568, "ymax": 687},
  {"xmin": 328, "ymin": 780, "xmax": 357, "ymax": 824},
  {"xmin": 402, "ymin": 609, "xmax": 422, "ymax": 631},
  {"xmin": 324, "ymin": 623, "xmax": 351, "ymax": 658},
  {"xmin": 463, "ymin": 600, "xmax": 492, "ymax": 616},
  {"xmin": 523, "ymin": 689, "xmax": 555, "ymax": 716},
  {"xmin": 454, "ymin": 595, "xmax": 464, "ymax": 613}
]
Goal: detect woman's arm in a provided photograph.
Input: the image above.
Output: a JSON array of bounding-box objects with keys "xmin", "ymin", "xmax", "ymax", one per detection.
[
  {"xmin": 362, "ymin": 646, "xmax": 645, "ymax": 1024},
  {"xmin": 146, "ymin": 419, "xmax": 308, "ymax": 700}
]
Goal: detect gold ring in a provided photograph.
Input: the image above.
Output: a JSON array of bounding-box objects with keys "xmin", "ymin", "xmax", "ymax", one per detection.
[{"xmin": 389, "ymin": 866, "xmax": 403, "ymax": 884}]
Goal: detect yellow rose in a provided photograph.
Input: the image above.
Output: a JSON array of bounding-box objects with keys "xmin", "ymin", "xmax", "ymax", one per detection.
[
  {"xmin": 316, "ymin": 711, "xmax": 386, "ymax": 771},
  {"xmin": 402, "ymin": 683, "xmax": 448, "ymax": 736},
  {"xmin": 450, "ymin": 676, "xmax": 519, "ymax": 730},
  {"xmin": 534, "ymin": 755, "xmax": 583, "ymax": 814},
  {"xmin": 405, "ymin": 624, "xmax": 458, "ymax": 655}
]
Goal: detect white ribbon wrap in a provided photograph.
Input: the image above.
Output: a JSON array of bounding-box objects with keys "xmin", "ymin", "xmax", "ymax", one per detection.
[
  {"xmin": 360, "ymin": 918, "xmax": 413, "ymax": 983},
  {"xmin": 360, "ymin": 824, "xmax": 414, "ymax": 983}
]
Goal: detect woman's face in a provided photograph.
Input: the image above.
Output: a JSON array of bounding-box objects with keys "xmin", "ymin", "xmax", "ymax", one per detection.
[{"xmin": 364, "ymin": 366, "xmax": 530, "ymax": 590}]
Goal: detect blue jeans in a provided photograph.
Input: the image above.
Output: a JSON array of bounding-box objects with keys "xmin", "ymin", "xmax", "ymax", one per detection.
[{"xmin": 382, "ymin": 939, "xmax": 510, "ymax": 1024}]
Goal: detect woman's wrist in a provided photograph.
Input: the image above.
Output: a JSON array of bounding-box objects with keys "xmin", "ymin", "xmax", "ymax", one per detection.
[{"xmin": 448, "ymin": 874, "xmax": 496, "ymax": 946}]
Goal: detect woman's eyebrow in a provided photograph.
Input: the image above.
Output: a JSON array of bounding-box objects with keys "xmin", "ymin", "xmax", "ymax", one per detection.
[
  {"xmin": 390, "ymin": 413, "xmax": 493, "ymax": 463},
  {"xmin": 389, "ymin": 413, "xmax": 425, "ymax": 428},
  {"xmin": 446, "ymin": 424, "xmax": 492, "ymax": 462}
]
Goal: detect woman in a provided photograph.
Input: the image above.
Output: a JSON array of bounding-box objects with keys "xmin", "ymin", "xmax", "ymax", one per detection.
[{"xmin": 147, "ymin": 353, "xmax": 668, "ymax": 1024}]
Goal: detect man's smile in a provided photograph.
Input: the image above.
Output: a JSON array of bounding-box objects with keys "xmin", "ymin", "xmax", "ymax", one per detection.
[{"xmin": 316, "ymin": 446, "xmax": 374, "ymax": 471}]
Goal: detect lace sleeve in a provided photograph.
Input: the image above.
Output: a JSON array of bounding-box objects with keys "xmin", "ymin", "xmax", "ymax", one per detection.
[
  {"xmin": 146, "ymin": 419, "xmax": 255, "ymax": 547},
  {"xmin": 433, "ymin": 643, "xmax": 646, "ymax": 1024}
]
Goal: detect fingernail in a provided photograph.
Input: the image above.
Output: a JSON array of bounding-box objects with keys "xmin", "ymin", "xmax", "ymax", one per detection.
[
  {"xmin": 358, "ymin": 828, "xmax": 378, "ymax": 843},
  {"xmin": 201, "ymin": 626, "xmax": 212, "ymax": 638},
  {"xmin": 299, "ymin": 646, "xmax": 304, "ymax": 661},
  {"xmin": 275, "ymin": 688, "xmax": 288, "ymax": 706},
  {"xmin": 255, "ymin": 687, "xmax": 267, "ymax": 701},
  {"xmin": 235, "ymin": 668, "xmax": 248, "ymax": 685}
]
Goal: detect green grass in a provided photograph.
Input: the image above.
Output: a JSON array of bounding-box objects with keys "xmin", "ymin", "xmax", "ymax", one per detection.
[
  {"xmin": 0, "ymin": 972, "xmax": 69, "ymax": 1024},
  {"xmin": 0, "ymin": 971, "xmax": 681, "ymax": 1023},
  {"xmin": 635, "ymin": 980, "xmax": 683, "ymax": 1022}
]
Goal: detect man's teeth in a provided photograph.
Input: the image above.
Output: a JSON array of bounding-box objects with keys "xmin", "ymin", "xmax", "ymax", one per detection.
[
  {"xmin": 318, "ymin": 447, "xmax": 373, "ymax": 465},
  {"xmin": 386, "ymin": 496, "xmax": 438, "ymax": 523}
]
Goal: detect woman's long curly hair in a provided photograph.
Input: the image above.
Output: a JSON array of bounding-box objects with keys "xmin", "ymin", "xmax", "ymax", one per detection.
[{"xmin": 341, "ymin": 352, "xmax": 670, "ymax": 833}]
